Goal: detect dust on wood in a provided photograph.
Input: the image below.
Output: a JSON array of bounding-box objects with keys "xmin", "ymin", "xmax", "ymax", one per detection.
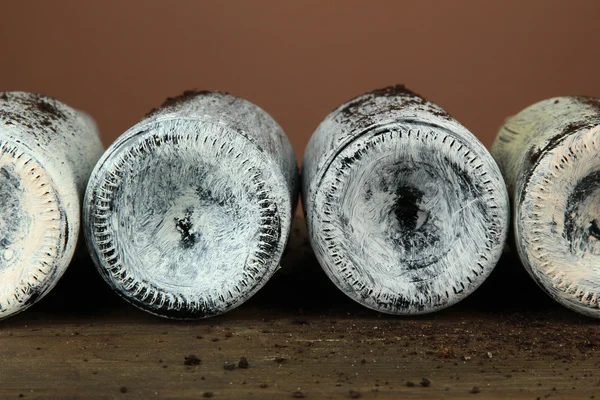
[{"xmin": 1, "ymin": 219, "xmax": 599, "ymax": 399}]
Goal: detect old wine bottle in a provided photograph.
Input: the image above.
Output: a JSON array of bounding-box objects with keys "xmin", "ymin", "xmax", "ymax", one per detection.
[
  {"xmin": 0, "ymin": 92, "xmax": 103, "ymax": 319},
  {"xmin": 492, "ymin": 96, "xmax": 600, "ymax": 318},
  {"xmin": 84, "ymin": 91, "xmax": 298, "ymax": 319},
  {"xmin": 302, "ymin": 85, "xmax": 509, "ymax": 315}
]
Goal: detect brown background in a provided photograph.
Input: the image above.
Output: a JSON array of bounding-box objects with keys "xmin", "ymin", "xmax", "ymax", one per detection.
[{"xmin": 1, "ymin": 0, "xmax": 599, "ymax": 159}]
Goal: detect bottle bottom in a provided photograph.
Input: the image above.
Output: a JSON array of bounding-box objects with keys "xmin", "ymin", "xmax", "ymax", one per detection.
[
  {"xmin": 0, "ymin": 141, "xmax": 69, "ymax": 319},
  {"xmin": 516, "ymin": 125, "xmax": 600, "ymax": 317},
  {"xmin": 85, "ymin": 119, "xmax": 291, "ymax": 319},
  {"xmin": 308, "ymin": 123, "xmax": 509, "ymax": 315}
]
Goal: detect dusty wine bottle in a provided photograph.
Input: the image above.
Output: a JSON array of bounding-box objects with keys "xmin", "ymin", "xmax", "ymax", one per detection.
[
  {"xmin": 492, "ymin": 96, "xmax": 600, "ymax": 318},
  {"xmin": 302, "ymin": 85, "xmax": 509, "ymax": 314},
  {"xmin": 0, "ymin": 91, "xmax": 104, "ymax": 319},
  {"xmin": 84, "ymin": 91, "xmax": 298, "ymax": 319}
]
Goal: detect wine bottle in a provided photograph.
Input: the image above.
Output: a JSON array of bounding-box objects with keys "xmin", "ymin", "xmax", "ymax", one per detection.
[
  {"xmin": 0, "ymin": 91, "xmax": 103, "ymax": 319},
  {"xmin": 492, "ymin": 96, "xmax": 600, "ymax": 318},
  {"xmin": 84, "ymin": 91, "xmax": 298, "ymax": 319},
  {"xmin": 302, "ymin": 85, "xmax": 509, "ymax": 314}
]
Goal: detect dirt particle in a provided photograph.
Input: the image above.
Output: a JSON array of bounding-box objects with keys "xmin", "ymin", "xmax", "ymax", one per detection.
[
  {"xmin": 438, "ymin": 347, "xmax": 455, "ymax": 358},
  {"xmin": 470, "ymin": 387, "xmax": 480, "ymax": 394},
  {"xmin": 259, "ymin": 383, "xmax": 268, "ymax": 388},
  {"xmin": 238, "ymin": 357, "xmax": 249, "ymax": 369},
  {"xmin": 120, "ymin": 386, "xmax": 127, "ymax": 394},
  {"xmin": 275, "ymin": 357, "xmax": 287, "ymax": 363},
  {"xmin": 223, "ymin": 363, "xmax": 235, "ymax": 371},
  {"xmin": 184, "ymin": 355, "xmax": 201, "ymax": 366},
  {"xmin": 420, "ymin": 378, "xmax": 431, "ymax": 387},
  {"xmin": 146, "ymin": 90, "xmax": 218, "ymax": 117},
  {"xmin": 36, "ymin": 100, "xmax": 62, "ymax": 118},
  {"xmin": 576, "ymin": 96, "xmax": 600, "ymax": 114},
  {"xmin": 406, "ymin": 381, "xmax": 415, "ymax": 387},
  {"xmin": 292, "ymin": 391, "xmax": 305, "ymax": 398},
  {"xmin": 202, "ymin": 392, "xmax": 214, "ymax": 398},
  {"xmin": 371, "ymin": 84, "xmax": 418, "ymax": 98},
  {"xmin": 349, "ymin": 390, "xmax": 361, "ymax": 398}
]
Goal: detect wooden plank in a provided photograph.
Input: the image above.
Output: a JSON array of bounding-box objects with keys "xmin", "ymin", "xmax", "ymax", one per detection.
[{"xmin": 1, "ymin": 220, "xmax": 599, "ymax": 399}]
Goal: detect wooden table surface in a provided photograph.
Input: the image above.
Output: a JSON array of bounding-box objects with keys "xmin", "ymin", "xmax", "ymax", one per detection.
[{"xmin": 1, "ymin": 220, "xmax": 599, "ymax": 399}]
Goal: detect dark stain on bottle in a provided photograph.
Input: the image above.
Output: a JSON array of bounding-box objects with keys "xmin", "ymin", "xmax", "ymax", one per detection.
[
  {"xmin": 337, "ymin": 84, "xmax": 421, "ymax": 118},
  {"xmin": 0, "ymin": 93, "xmax": 67, "ymax": 136},
  {"xmin": 145, "ymin": 90, "xmax": 228, "ymax": 118},
  {"xmin": 371, "ymin": 84, "xmax": 419, "ymax": 98},
  {"xmin": 393, "ymin": 186, "xmax": 426, "ymax": 232},
  {"xmin": 336, "ymin": 84, "xmax": 452, "ymax": 123},
  {"xmin": 0, "ymin": 165, "xmax": 21, "ymax": 189},
  {"xmin": 590, "ymin": 220, "xmax": 600, "ymax": 241},
  {"xmin": 62, "ymin": 211, "xmax": 69, "ymax": 253},
  {"xmin": 564, "ymin": 170, "xmax": 600, "ymax": 253},
  {"xmin": 34, "ymin": 98, "xmax": 65, "ymax": 120},
  {"xmin": 175, "ymin": 209, "xmax": 197, "ymax": 249},
  {"xmin": 575, "ymin": 96, "xmax": 600, "ymax": 113},
  {"xmin": 523, "ymin": 120, "xmax": 597, "ymax": 197}
]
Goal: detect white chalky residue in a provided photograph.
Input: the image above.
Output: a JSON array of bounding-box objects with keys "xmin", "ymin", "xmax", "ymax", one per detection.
[
  {"xmin": 0, "ymin": 92, "xmax": 104, "ymax": 319},
  {"xmin": 492, "ymin": 96, "xmax": 600, "ymax": 318},
  {"xmin": 84, "ymin": 92, "xmax": 298, "ymax": 319},
  {"xmin": 303, "ymin": 87, "xmax": 509, "ymax": 314}
]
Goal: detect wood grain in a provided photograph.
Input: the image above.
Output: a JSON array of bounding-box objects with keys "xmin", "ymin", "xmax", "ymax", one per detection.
[{"xmin": 1, "ymin": 219, "xmax": 599, "ymax": 399}]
